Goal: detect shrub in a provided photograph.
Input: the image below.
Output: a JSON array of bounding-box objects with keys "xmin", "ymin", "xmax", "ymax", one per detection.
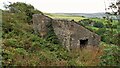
[
  {"xmin": 99, "ymin": 45, "xmax": 120, "ymax": 66},
  {"xmin": 3, "ymin": 38, "xmax": 20, "ymax": 48},
  {"xmin": 15, "ymin": 48, "xmax": 28, "ymax": 55},
  {"xmin": 79, "ymin": 19, "xmax": 93, "ymax": 26},
  {"xmin": 46, "ymin": 22, "xmax": 60, "ymax": 44},
  {"xmin": 68, "ymin": 59, "xmax": 78, "ymax": 66},
  {"xmin": 2, "ymin": 49, "xmax": 14, "ymax": 66},
  {"xmin": 93, "ymin": 22, "xmax": 104, "ymax": 28},
  {"xmin": 29, "ymin": 42, "xmax": 41, "ymax": 52},
  {"xmin": 96, "ymin": 28, "xmax": 106, "ymax": 35},
  {"xmin": 7, "ymin": 2, "xmax": 43, "ymax": 23}
]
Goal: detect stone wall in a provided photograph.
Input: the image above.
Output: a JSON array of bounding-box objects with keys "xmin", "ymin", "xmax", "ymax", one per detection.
[
  {"xmin": 32, "ymin": 14, "xmax": 52, "ymax": 37},
  {"xmin": 32, "ymin": 14, "xmax": 101, "ymax": 50},
  {"xmin": 52, "ymin": 19, "xmax": 101, "ymax": 50}
]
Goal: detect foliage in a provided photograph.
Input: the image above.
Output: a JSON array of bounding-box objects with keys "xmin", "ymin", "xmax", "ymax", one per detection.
[
  {"xmin": 45, "ymin": 21, "xmax": 60, "ymax": 44},
  {"xmin": 99, "ymin": 44, "xmax": 120, "ymax": 66},
  {"xmin": 104, "ymin": 19, "xmax": 119, "ymax": 45},
  {"xmin": 103, "ymin": 0, "xmax": 120, "ymax": 45},
  {"xmin": 96, "ymin": 28, "xmax": 107, "ymax": 35},
  {"xmin": 6, "ymin": 2, "xmax": 43, "ymax": 23},
  {"xmin": 79, "ymin": 18, "xmax": 104, "ymax": 28},
  {"xmin": 112, "ymin": 33, "xmax": 120, "ymax": 46},
  {"xmin": 2, "ymin": 2, "xmax": 84, "ymax": 66},
  {"xmin": 93, "ymin": 22, "xmax": 104, "ymax": 28},
  {"xmin": 79, "ymin": 19, "xmax": 93, "ymax": 26},
  {"xmin": 2, "ymin": 2, "xmax": 120, "ymax": 66}
]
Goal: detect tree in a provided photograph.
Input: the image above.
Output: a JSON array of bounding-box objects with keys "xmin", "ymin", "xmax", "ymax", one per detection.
[
  {"xmin": 116, "ymin": 0, "xmax": 120, "ymax": 22},
  {"xmin": 93, "ymin": 22, "xmax": 104, "ymax": 28},
  {"xmin": 104, "ymin": 0, "xmax": 120, "ymax": 45},
  {"xmin": 4, "ymin": 2, "xmax": 43, "ymax": 23}
]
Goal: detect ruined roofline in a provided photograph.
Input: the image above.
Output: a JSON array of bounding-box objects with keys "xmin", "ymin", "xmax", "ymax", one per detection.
[
  {"xmin": 52, "ymin": 18, "xmax": 99, "ymax": 36},
  {"xmin": 33, "ymin": 14, "xmax": 99, "ymax": 36}
]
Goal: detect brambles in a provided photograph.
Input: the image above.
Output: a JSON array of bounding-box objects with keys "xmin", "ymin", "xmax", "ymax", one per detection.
[{"xmin": 99, "ymin": 44, "xmax": 120, "ymax": 66}]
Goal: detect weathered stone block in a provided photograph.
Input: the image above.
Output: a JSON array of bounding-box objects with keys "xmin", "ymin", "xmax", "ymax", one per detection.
[{"xmin": 32, "ymin": 14, "xmax": 101, "ymax": 50}]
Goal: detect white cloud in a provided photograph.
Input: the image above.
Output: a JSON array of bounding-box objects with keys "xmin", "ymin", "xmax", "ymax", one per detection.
[{"xmin": 0, "ymin": 0, "xmax": 110, "ymax": 13}]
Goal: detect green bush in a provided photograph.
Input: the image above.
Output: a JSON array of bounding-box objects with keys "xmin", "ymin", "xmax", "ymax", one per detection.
[
  {"xmin": 79, "ymin": 19, "xmax": 93, "ymax": 26},
  {"xmin": 3, "ymin": 38, "xmax": 20, "ymax": 48},
  {"xmin": 46, "ymin": 22, "xmax": 60, "ymax": 44},
  {"xmin": 93, "ymin": 22, "xmax": 104, "ymax": 28},
  {"xmin": 99, "ymin": 45, "xmax": 120, "ymax": 66},
  {"xmin": 29, "ymin": 42, "xmax": 41, "ymax": 52},
  {"xmin": 68, "ymin": 59, "xmax": 78, "ymax": 66},
  {"xmin": 96, "ymin": 28, "xmax": 107, "ymax": 35},
  {"xmin": 7, "ymin": 2, "xmax": 43, "ymax": 23},
  {"xmin": 15, "ymin": 48, "xmax": 28, "ymax": 55},
  {"xmin": 2, "ymin": 49, "xmax": 14, "ymax": 66}
]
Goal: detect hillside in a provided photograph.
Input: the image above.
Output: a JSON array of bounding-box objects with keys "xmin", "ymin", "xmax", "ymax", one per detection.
[
  {"xmin": 1, "ymin": 2, "xmax": 120, "ymax": 66},
  {"xmin": 50, "ymin": 13, "xmax": 106, "ymax": 18},
  {"xmin": 2, "ymin": 10, "xmax": 103, "ymax": 66}
]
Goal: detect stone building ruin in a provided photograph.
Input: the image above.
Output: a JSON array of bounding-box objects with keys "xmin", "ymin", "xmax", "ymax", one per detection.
[{"xmin": 32, "ymin": 14, "xmax": 101, "ymax": 50}]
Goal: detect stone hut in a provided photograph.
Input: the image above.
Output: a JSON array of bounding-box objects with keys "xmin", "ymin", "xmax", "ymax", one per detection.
[{"xmin": 32, "ymin": 14, "xmax": 101, "ymax": 50}]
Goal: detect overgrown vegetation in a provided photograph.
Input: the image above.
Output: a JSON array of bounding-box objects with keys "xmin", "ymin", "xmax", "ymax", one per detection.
[
  {"xmin": 99, "ymin": 43, "xmax": 120, "ymax": 66},
  {"xmin": 46, "ymin": 11, "xmax": 120, "ymax": 66},
  {"xmin": 1, "ymin": 2, "xmax": 120, "ymax": 66},
  {"xmin": 1, "ymin": 2, "xmax": 101, "ymax": 66},
  {"xmin": 45, "ymin": 20, "xmax": 60, "ymax": 44}
]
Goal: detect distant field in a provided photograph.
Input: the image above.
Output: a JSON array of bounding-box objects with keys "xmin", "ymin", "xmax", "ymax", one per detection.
[{"xmin": 45, "ymin": 13, "xmax": 86, "ymax": 22}]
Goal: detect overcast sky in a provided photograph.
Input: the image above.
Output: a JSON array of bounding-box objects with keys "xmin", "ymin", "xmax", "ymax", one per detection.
[{"xmin": 0, "ymin": 0, "xmax": 112, "ymax": 13}]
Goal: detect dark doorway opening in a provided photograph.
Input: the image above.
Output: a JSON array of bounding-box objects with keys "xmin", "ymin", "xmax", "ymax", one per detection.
[{"xmin": 80, "ymin": 39, "xmax": 88, "ymax": 47}]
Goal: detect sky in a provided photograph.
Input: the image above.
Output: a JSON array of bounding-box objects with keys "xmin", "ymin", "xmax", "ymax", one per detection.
[{"xmin": 0, "ymin": 0, "xmax": 112, "ymax": 13}]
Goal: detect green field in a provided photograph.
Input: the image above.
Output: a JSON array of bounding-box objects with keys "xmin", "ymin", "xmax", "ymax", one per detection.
[{"xmin": 45, "ymin": 13, "xmax": 86, "ymax": 22}]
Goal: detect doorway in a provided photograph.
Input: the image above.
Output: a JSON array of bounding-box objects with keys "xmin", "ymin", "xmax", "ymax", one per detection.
[{"xmin": 80, "ymin": 39, "xmax": 88, "ymax": 47}]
